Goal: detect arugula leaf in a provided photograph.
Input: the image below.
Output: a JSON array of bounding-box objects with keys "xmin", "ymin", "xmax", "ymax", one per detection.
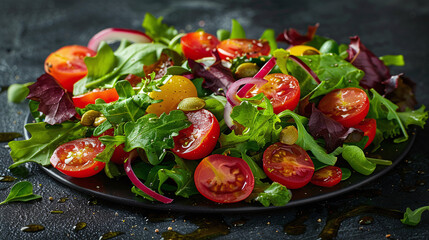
[
  {"xmin": 9, "ymin": 122, "xmax": 86, "ymax": 168},
  {"xmin": 0, "ymin": 181, "xmax": 41, "ymax": 205},
  {"xmin": 379, "ymin": 55, "xmax": 405, "ymax": 66},
  {"xmin": 157, "ymin": 154, "xmax": 198, "ymax": 198},
  {"xmin": 8, "ymin": 83, "xmax": 32, "ymax": 103},
  {"xmin": 287, "ymin": 54, "xmax": 364, "ymax": 96},
  {"xmin": 397, "ymin": 106, "xmax": 428, "ymax": 129},
  {"xmin": 27, "ymin": 74, "xmax": 76, "ymax": 125},
  {"xmin": 277, "ymin": 110, "xmax": 338, "ymax": 165},
  {"xmin": 230, "ymin": 19, "xmax": 246, "ymax": 39},
  {"xmin": 219, "ymin": 98, "xmax": 281, "ymax": 150},
  {"xmin": 131, "ymin": 186, "xmax": 154, "ymax": 201},
  {"xmin": 74, "ymin": 42, "xmax": 168, "ymax": 95},
  {"xmin": 84, "ymin": 80, "xmax": 155, "ymax": 124},
  {"xmin": 142, "ymin": 13, "xmax": 178, "ymax": 45},
  {"xmin": 123, "ymin": 110, "xmax": 190, "ymax": 165},
  {"xmin": 401, "ymin": 206, "xmax": 429, "ymax": 226},
  {"xmin": 255, "ymin": 182, "xmax": 292, "ymax": 207},
  {"xmin": 367, "ymin": 89, "xmax": 408, "ymax": 143}
]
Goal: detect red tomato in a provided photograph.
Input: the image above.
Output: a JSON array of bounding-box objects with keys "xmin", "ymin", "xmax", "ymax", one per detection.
[
  {"xmin": 172, "ymin": 109, "xmax": 220, "ymax": 160},
  {"xmin": 181, "ymin": 32, "xmax": 220, "ymax": 60},
  {"xmin": 194, "ymin": 154, "xmax": 254, "ymax": 203},
  {"xmin": 217, "ymin": 39, "xmax": 270, "ymax": 61},
  {"xmin": 96, "ymin": 129, "xmax": 134, "ymax": 165},
  {"xmin": 245, "ymin": 73, "xmax": 300, "ymax": 114},
  {"xmin": 50, "ymin": 138, "xmax": 105, "ymax": 178},
  {"xmin": 318, "ymin": 87, "xmax": 370, "ymax": 127},
  {"xmin": 72, "ymin": 88, "xmax": 119, "ymax": 109},
  {"xmin": 263, "ymin": 143, "xmax": 314, "ymax": 189},
  {"xmin": 310, "ymin": 166, "xmax": 342, "ymax": 187},
  {"xmin": 352, "ymin": 118, "xmax": 377, "ymax": 149},
  {"xmin": 44, "ymin": 45, "xmax": 96, "ymax": 93}
]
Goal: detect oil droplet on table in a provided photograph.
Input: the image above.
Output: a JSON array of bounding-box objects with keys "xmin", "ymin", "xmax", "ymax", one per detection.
[
  {"xmin": 57, "ymin": 197, "xmax": 68, "ymax": 203},
  {"xmin": 99, "ymin": 231, "xmax": 124, "ymax": 240},
  {"xmin": 88, "ymin": 197, "xmax": 98, "ymax": 205},
  {"xmin": 162, "ymin": 216, "xmax": 230, "ymax": 239},
  {"xmin": 0, "ymin": 175, "xmax": 16, "ymax": 182},
  {"xmin": 50, "ymin": 210, "xmax": 64, "ymax": 214},
  {"xmin": 318, "ymin": 205, "xmax": 402, "ymax": 240},
  {"xmin": 21, "ymin": 224, "xmax": 45, "ymax": 232},
  {"xmin": 232, "ymin": 219, "xmax": 247, "ymax": 227},
  {"xmin": 0, "ymin": 132, "xmax": 22, "ymax": 142},
  {"xmin": 73, "ymin": 222, "xmax": 87, "ymax": 232},
  {"xmin": 284, "ymin": 209, "xmax": 310, "ymax": 235}
]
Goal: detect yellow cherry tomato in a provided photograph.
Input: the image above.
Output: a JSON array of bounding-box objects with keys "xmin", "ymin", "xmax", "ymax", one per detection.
[
  {"xmin": 287, "ymin": 45, "xmax": 320, "ymax": 56},
  {"xmin": 146, "ymin": 75, "xmax": 198, "ymax": 116}
]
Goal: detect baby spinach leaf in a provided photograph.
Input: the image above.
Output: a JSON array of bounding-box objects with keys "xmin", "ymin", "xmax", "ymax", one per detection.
[
  {"xmin": 255, "ymin": 182, "xmax": 292, "ymax": 207},
  {"xmin": 340, "ymin": 168, "xmax": 352, "ymax": 181},
  {"xmin": 7, "ymin": 83, "xmax": 32, "ymax": 103},
  {"xmin": 123, "ymin": 110, "xmax": 191, "ymax": 165},
  {"xmin": 379, "ymin": 55, "xmax": 404, "ymax": 66},
  {"xmin": 9, "ymin": 122, "xmax": 86, "ymax": 168},
  {"xmin": 401, "ymin": 206, "xmax": 429, "ymax": 226},
  {"xmin": 341, "ymin": 145, "xmax": 376, "ymax": 175},
  {"xmin": 0, "ymin": 181, "xmax": 41, "ymax": 205}
]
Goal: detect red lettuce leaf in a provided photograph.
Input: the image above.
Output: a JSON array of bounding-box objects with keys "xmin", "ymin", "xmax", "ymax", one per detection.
[
  {"xmin": 276, "ymin": 23, "xmax": 319, "ymax": 46},
  {"xmin": 188, "ymin": 51, "xmax": 235, "ymax": 96},
  {"xmin": 308, "ymin": 105, "xmax": 363, "ymax": 153},
  {"xmin": 385, "ymin": 75, "xmax": 417, "ymax": 111},
  {"xmin": 346, "ymin": 36, "xmax": 392, "ymax": 94},
  {"xmin": 27, "ymin": 74, "xmax": 76, "ymax": 125}
]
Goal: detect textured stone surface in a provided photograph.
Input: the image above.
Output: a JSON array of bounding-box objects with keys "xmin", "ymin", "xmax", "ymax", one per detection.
[{"xmin": 1, "ymin": 0, "xmax": 429, "ymax": 239}]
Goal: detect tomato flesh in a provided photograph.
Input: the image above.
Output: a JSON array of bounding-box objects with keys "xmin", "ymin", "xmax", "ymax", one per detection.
[
  {"xmin": 50, "ymin": 138, "xmax": 105, "ymax": 178},
  {"xmin": 310, "ymin": 166, "xmax": 342, "ymax": 187},
  {"xmin": 45, "ymin": 45, "xmax": 96, "ymax": 93},
  {"xmin": 173, "ymin": 109, "xmax": 220, "ymax": 160},
  {"xmin": 352, "ymin": 118, "xmax": 377, "ymax": 149},
  {"xmin": 72, "ymin": 88, "xmax": 119, "ymax": 109},
  {"xmin": 263, "ymin": 143, "xmax": 314, "ymax": 189},
  {"xmin": 217, "ymin": 39, "xmax": 270, "ymax": 61},
  {"xmin": 194, "ymin": 154, "xmax": 254, "ymax": 203},
  {"xmin": 181, "ymin": 32, "xmax": 220, "ymax": 60},
  {"xmin": 245, "ymin": 73, "xmax": 300, "ymax": 114},
  {"xmin": 318, "ymin": 87, "xmax": 370, "ymax": 127},
  {"xmin": 146, "ymin": 75, "xmax": 198, "ymax": 116}
]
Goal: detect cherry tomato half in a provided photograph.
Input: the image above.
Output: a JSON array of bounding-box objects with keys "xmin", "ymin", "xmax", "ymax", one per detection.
[
  {"xmin": 181, "ymin": 32, "xmax": 220, "ymax": 60},
  {"xmin": 172, "ymin": 109, "xmax": 220, "ymax": 160},
  {"xmin": 310, "ymin": 166, "xmax": 342, "ymax": 187},
  {"xmin": 72, "ymin": 88, "xmax": 119, "ymax": 109},
  {"xmin": 318, "ymin": 87, "xmax": 370, "ymax": 127},
  {"xmin": 263, "ymin": 143, "xmax": 314, "ymax": 189},
  {"xmin": 352, "ymin": 118, "xmax": 377, "ymax": 149},
  {"xmin": 245, "ymin": 73, "xmax": 301, "ymax": 114},
  {"xmin": 146, "ymin": 75, "xmax": 198, "ymax": 116},
  {"xmin": 194, "ymin": 154, "xmax": 254, "ymax": 203},
  {"xmin": 50, "ymin": 138, "xmax": 105, "ymax": 178},
  {"xmin": 96, "ymin": 129, "xmax": 135, "ymax": 165},
  {"xmin": 217, "ymin": 39, "xmax": 270, "ymax": 61},
  {"xmin": 45, "ymin": 45, "xmax": 96, "ymax": 93}
]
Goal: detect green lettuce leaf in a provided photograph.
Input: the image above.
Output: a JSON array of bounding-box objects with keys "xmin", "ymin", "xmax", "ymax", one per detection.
[
  {"xmin": 9, "ymin": 122, "xmax": 87, "ymax": 168},
  {"xmin": 287, "ymin": 53, "xmax": 364, "ymax": 96},
  {"xmin": 397, "ymin": 106, "xmax": 428, "ymax": 129},
  {"xmin": 142, "ymin": 13, "xmax": 178, "ymax": 44},
  {"xmin": 123, "ymin": 110, "xmax": 191, "ymax": 165},
  {"xmin": 255, "ymin": 182, "xmax": 292, "ymax": 207},
  {"xmin": 74, "ymin": 42, "xmax": 168, "ymax": 95}
]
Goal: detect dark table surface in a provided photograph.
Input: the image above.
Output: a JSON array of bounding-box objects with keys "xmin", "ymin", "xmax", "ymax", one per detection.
[{"xmin": 1, "ymin": 0, "xmax": 429, "ymax": 239}]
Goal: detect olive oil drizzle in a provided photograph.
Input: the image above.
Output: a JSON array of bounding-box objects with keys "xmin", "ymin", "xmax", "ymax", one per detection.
[
  {"xmin": 73, "ymin": 222, "xmax": 87, "ymax": 232},
  {"xmin": 99, "ymin": 231, "xmax": 124, "ymax": 240},
  {"xmin": 21, "ymin": 224, "xmax": 45, "ymax": 232},
  {"xmin": 162, "ymin": 216, "xmax": 230, "ymax": 240},
  {"xmin": 284, "ymin": 209, "xmax": 310, "ymax": 235},
  {"xmin": 0, "ymin": 175, "xmax": 16, "ymax": 182},
  {"xmin": 0, "ymin": 132, "xmax": 22, "ymax": 142},
  {"xmin": 318, "ymin": 205, "xmax": 403, "ymax": 240}
]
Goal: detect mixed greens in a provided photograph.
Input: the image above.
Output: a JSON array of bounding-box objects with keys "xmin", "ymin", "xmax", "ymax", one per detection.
[{"xmin": 7, "ymin": 13, "xmax": 428, "ymax": 207}]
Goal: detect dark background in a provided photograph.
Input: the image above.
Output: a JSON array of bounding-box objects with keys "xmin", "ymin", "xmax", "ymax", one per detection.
[{"xmin": 1, "ymin": 0, "xmax": 429, "ymax": 239}]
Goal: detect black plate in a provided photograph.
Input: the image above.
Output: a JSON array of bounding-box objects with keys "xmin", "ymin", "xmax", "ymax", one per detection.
[{"xmin": 25, "ymin": 114, "xmax": 415, "ymax": 213}]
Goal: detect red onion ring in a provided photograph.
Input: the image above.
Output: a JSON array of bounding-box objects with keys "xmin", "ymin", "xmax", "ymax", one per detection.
[
  {"xmin": 124, "ymin": 157, "xmax": 173, "ymax": 204},
  {"xmin": 226, "ymin": 78, "xmax": 268, "ymax": 106},
  {"xmin": 224, "ymin": 102, "xmax": 235, "ymax": 129},
  {"xmin": 253, "ymin": 57, "xmax": 276, "ymax": 78},
  {"xmin": 88, "ymin": 28, "xmax": 152, "ymax": 51}
]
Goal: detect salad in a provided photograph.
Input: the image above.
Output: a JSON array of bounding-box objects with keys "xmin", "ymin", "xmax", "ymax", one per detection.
[{"xmin": 8, "ymin": 13, "xmax": 428, "ymax": 207}]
